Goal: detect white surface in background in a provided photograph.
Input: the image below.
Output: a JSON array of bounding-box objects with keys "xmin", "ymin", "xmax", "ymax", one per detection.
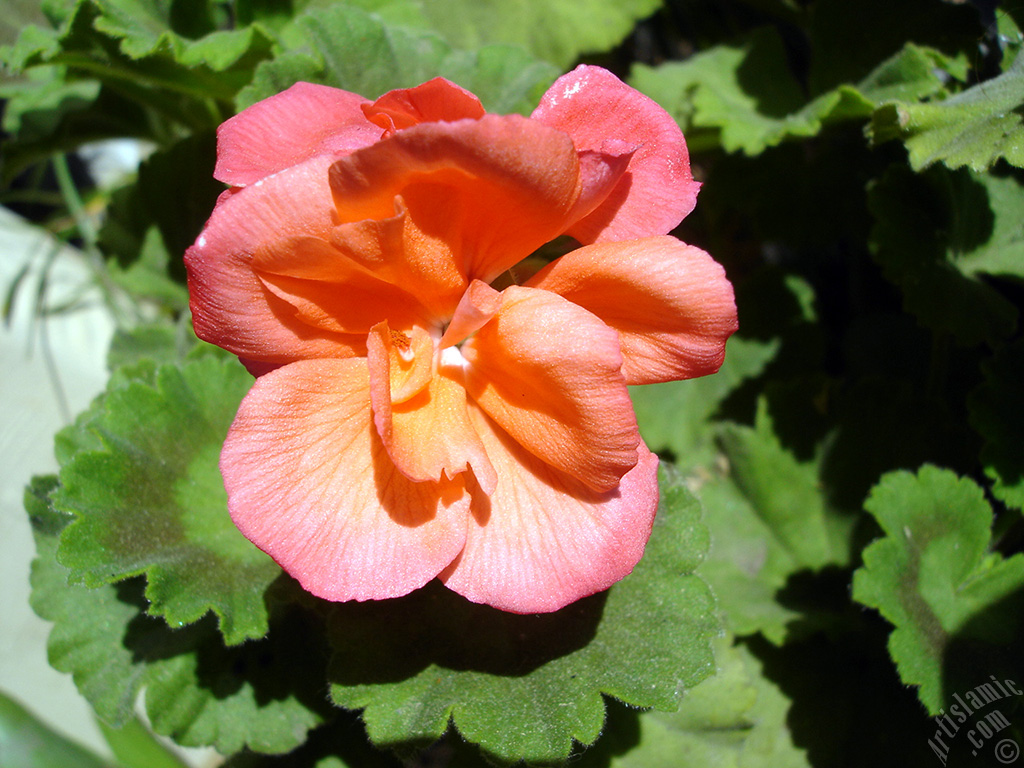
[{"xmin": 0, "ymin": 205, "xmax": 114, "ymax": 755}]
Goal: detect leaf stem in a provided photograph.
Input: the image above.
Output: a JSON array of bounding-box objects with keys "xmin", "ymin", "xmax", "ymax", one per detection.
[{"xmin": 51, "ymin": 153, "xmax": 137, "ymax": 328}]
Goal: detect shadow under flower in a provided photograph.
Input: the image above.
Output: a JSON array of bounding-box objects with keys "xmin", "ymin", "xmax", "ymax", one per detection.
[{"xmin": 325, "ymin": 578, "xmax": 607, "ymax": 683}]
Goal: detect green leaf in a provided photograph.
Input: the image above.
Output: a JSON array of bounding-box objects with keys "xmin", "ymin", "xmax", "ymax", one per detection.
[
  {"xmin": 75, "ymin": 0, "xmax": 270, "ymax": 71},
  {"xmin": 0, "ymin": 79, "xmax": 150, "ymax": 184},
  {"xmin": 718, "ymin": 403, "xmax": 841, "ymax": 571},
  {"xmin": 326, "ymin": 467, "xmax": 719, "ymax": 764},
  {"xmin": 238, "ymin": 3, "xmax": 558, "ymax": 114},
  {"xmin": 631, "ymin": 336, "xmax": 779, "ymax": 468},
  {"xmin": 0, "ymin": 68, "xmax": 98, "ymax": 138},
  {"xmin": 870, "ymin": 50, "xmax": 1024, "ymax": 172},
  {"xmin": 52, "ymin": 355, "xmax": 280, "ymax": 646},
  {"xmin": 852, "ymin": 466, "xmax": 1024, "ymax": 713},
  {"xmin": 698, "ymin": 400, "xmax": 853, "ymax": 641},
  {"xmin": 0, "ymin": 689, "xmax": 114, "ymax": 768},
  {"xmin": 105, "ymin": 322, "xmax": 209, "ymax": 371},
  {"xmin": 219, "ymin": 714, "xmax": 405, "ymax": 768},
  {"xmin": 943, "ymin": 170, "xmax": 1024, "ymax": 280},
  {"xmin": 27, "ymin": 475, "xmax": 327, "ymax": 754},
  {"xmin": 97, "ymin": 716, "xmax": 189, "ymax": 768},
  {"xmin": 578, "ymin": 636, "xmax": 809, "ymax": 768},
  {"xmin": 5, "ymin": 0, "xmax": 275, "ymax": 143},
  {"xmin": 970, "ymin": 338, "xmax": 1024, "ymax": 510},
  {"xmin": 868, "ymin": 164, "xmax": 1019, "ymax": 346},
  {"xmin": 630, "ymin": 32, "xmax": 948, "ymax": 155},
  {"xmin": 344, "ymin": 0, "xmax": 660, "ymax": 68}
]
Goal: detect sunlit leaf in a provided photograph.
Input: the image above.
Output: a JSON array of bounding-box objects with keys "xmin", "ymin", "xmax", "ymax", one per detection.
[
  {"xmin": 631, "ymin": 336, "xmax": 779, "ymax": 468},
  {"xmin": 631, "ymin": 32, "xmax": 949, "ymax": 155},
  {"xmin": 238, "ymin": 3, "xmax": 558, "ymax": 114},
  {"xmin": 870, "ymin": 50, "xmax": 1024, "ymax": 171},
  {"xmin": 578, "ymin": 636, "xmax": 810, "ymax": 768},
  {"xmin": 852, "ymin": 466, "xmax": 1024, "ymax": 713},
  {"xmin": 52, "ymin": 355, "xmax": 278, "ymax": 645},
  {"xmin": 27, "ymin": 476, "xmax": 327, "ymax": 754},
  {"xmin": 343, "ymin": 0, "xmax": 660, "ymax": 68},
  {"xmin": 699, "ymin": 400, "xmax": 853, "ymax": 641}
]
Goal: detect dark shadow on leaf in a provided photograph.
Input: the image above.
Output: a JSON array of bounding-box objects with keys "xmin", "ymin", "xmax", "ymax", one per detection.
[
  {"xmin": 821, "ymin": 377, "xmax": 977, "ymax": 511},
  {"xmin": 561, "ymin": 698, "xmax": 642, "ymax": 767},
  {"xmin": 939, "ymin": 585, "xmax": 1024, "ymax": 768},
  {"xmin": 971, "ymin": 337, "xmax": 1024, "ymax": 502},
  {"xmin": 326, "ymin": 579, "xmax": 606, "ymax": 685},
  {"xmin": 772, "ymin": 565, "xmax": 864, "ymax": 642},
  {"xmin": 222, "ymin": 710, "xmax": 405, "ymax": 768},
  {"xmin": 734, "ymin": 28, "xmax": 805, "ymax": 119},
  {"xmin": 117, "ymin": 576, "xmax": 333, "ymax": 716},
  {"xmin": 746, "ymin": 610, "xmax": 935, "ymax": 767}
]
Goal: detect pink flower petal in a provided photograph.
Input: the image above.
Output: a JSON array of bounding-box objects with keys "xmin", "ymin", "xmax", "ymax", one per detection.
[
  {"xmin": 532, "ymin": 65, "xmax": 699, "ymax": 243},
  {"xmin": 215, "ymin": 82, "xmax": 381, "ymax": 187},
  {"xmin": 528, "ymin": 236, "xmax": 738, "ymax": 385},
  {"xmin": 441, "ymin": 408, "xmax": 659, "ymax": 614},
  {"xmin": 461, "ymin": 285, "xmax": 640, "ymax": 493},
  {"xmin": 221, "ymin": 357, "xmax": 469, "ymax": 602},
  {"xmin": 186, "ymin": 155, "xmax": 364, "ymax": 367}
]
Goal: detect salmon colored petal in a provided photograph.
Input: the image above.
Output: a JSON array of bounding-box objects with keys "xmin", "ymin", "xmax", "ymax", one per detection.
[
  {"xmin": 528, "ymin": 236, "xmax": 738, "ymax": 385},
  {"xmin": 186, "ymin": 155, "xmax": 363, "ymax": 366},
  {"xmin": 253, "ymin": 234, "xmax": 432, "ymax": 335},
  {"xmin": 367, "ymin": 324, "xmax": 498, "ymax": 493},
  {"xmin": 215, "ymin": 82, "xmax": 380, "ymax": 187},
  {"xmin": 326, "ymin": 199, "xmax": 468, "ymax": 323},
  {"xmin": 532, "ymin": 65, "xmax": 699, "ymax": 243},
  {"xmin": 461, "ymin": 285, "xmax": 639, "ymax": 492},
  {"xmin": 441, "ymin": 409, "xmax": 659, "ymax": 613},
  {"xmin": 367, "ymin": 323, "xmax": 435, "ymax": 405},
  {"xmin": 328, "ymin": 114, "xmax": 581, "ymax": 285},
  {"xmin": 363, "ymin": 77, "xmax": 485, "ymax": 135},
  {"xmin": 439, "ymin": 279, "xmax": 501, "ymax": 348},
  {"xmin": 221, "ymin": 357, "xmax": 469, "ymax": 602}
]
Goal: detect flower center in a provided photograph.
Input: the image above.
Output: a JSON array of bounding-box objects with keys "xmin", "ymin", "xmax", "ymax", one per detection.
[{"xmin": 439, "ymin": 344, "xmax": 468, "ymax": 373}]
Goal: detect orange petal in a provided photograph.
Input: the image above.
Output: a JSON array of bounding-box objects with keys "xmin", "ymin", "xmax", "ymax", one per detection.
[
  {"xmin": 253, "ymin": 234, "xmax": 432, "ymax": 335},
  {"xmin": 440, "ymin": 408, "xmax": 659, "ymax": 613},
  {"xmin": 439, "ymin": 279, "xmax": 502, "ymax": 348},
  {"xmin": 462, "ymin": 285, "xmax": 639, "ymax": 492},
  {"xmin": 328, "ymin": 115, "xmax": 581, "ymax": 286},
  {"xmin": 368, "ymin": 323, "xmax": 497, "ymax": 493},
  {"xmin": 363, "ymin": 77, "xmax": 485, "ymax": 135},
  {"xmin": 326, "ymin": 198, "xmax": 468, "ymax": 323},
  {"xmin": 367, "ymin": 322, "xmax": 435, "ymax": 405},
  {"xmin": 216, "ymin": 82, "xmax": 379, "ymax": 187},
  {"xmin": 528, "ymin": 236, "xmax": 738, "ymax": 385},
  {"xmin": 186, "ymin": 154, "xmax": 364, "ymax": 367},
  {"xmin": 221, "ymin": 357, "xmax": 469, "ymax": 602}
]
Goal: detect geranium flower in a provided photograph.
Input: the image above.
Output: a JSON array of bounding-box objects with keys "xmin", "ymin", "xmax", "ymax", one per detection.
[{"xmin": 186, "ymin": 67, "xmax": 737, "ymax": 614}]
